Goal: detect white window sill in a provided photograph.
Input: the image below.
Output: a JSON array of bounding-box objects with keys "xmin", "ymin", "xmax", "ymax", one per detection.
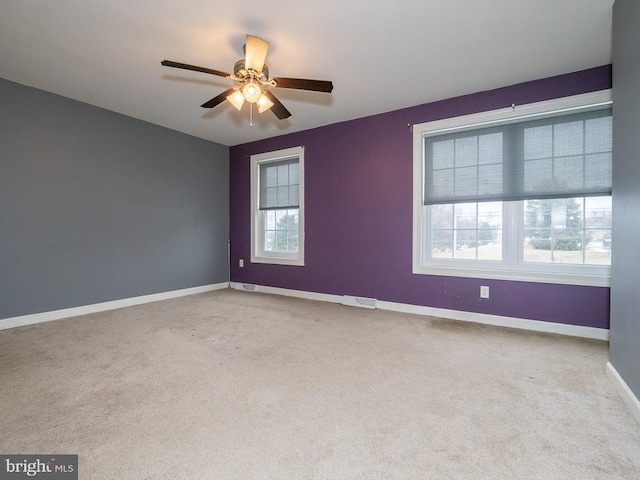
[
  {"xmin": 251, "ymin": 255, "xmax": 304, "ymax": 267},
  {"xmin": 413, "ymin": 264, "xmax": 610, "ymax": 287}
]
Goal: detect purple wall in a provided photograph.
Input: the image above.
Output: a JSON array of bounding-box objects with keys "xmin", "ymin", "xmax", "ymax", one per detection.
[{"xmin": 230, "ymin": 66, "xmax": 612, "ymax": 329}]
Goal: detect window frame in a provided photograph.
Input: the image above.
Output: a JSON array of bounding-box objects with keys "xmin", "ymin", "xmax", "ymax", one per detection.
[
  {"xmin": 412, "ymin": 90, "xmax": 612, "ymax": 287},
  {"xmin": 250, "ymin": 146, "xmax": 305, "ymax": 266}
]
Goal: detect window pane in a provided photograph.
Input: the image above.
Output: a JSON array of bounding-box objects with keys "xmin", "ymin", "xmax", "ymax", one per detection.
[
  {"xmin": 429, "ymin": 202, "xmax": 502, "ymax": 262},
  {"xmin": 585, "ymin": 196, "xmax": 612, "ymax": 265},
  {"xmin": 524, "ymin": 125, "xmax": 552, "ymax": 160},
  {"xmin": 432, "ymin": 169, "xmax": 454, "ymax": 197},
  {"xmin": 455, "ymin": 136, "xmax": 478, "ymax": 167},
  {"xmin": 264, "ymin": 208, "xmax": 299, "ymax": 253},
  {"xmin": 275, "ymin": 230, "xmax": 287, "ymax": 251},
  {"xmin": 554, "ymin": 121, "xmax": 584, "ymax": 156},
  {"xmin": 585, "ymin": 229, "xmax": 611, "ymax": 264},
  {"xmin": 585, "ymin": 196, "xmax": 612, "ymax": 228},
  {"xmin": 524, "ymin": 228, "xmax": 552, "ymax": 262},
  {"xmin": 523, "ymin": 197, "xmax": 610, "ymax": 266},
  {"xmin": 585, "ymin": 116, "xmax": 612, "ymax": 154},
  {"xmin": 432, "ymin": 140, "xmax": 454, "ymax": 170},
  {"xmin": 266, "ymin": 167, "xmax": 277, "ymax": 187},
  {"xmin": 276, "ymin": 186, "xmax": 289, "ymax": 206},
  {"xmin": 275, "ymin": 209, "xmax": 287, "ymax": 227},
  {"xmin": 454, "ymin": 230, "xmax": 477, "ymax": 258},
  {"xmin": 554, "ymin": 156, "xmax": 584, "ymax": 190},
  {"xmin": 432, "ymin": 204, "xmax": 453, "ymax": 229},
  {"xmin": 288, "ymin": 163, "xmax": 300, "ymax": 185},
  {"xmin": 455, "ymin": 203, "xmax": 476, "ymax": 229},
  {"xmin": 478, "ymin": 133, "xmax": 502, "ymax": 165},
  {"xmin": 265, "ymin": 210, "xmax": 276, "ymax": 230},
  {"xmin": 288, "ymin": 185, "xmax": 299, "ymax": 206},
  {"xmin": 554, "ymin": 229, "xmax": 583, "ymax": 254},
  {"xmin": 477, "ymin": 202, "xmax": 502, "ymax": 260},
  {"xmin": 585, "ymin": 154, "xmax": 612, "ymax": 190},
  {"xmin": 276, "ymin": 165, "xmax": 289, "ymax": 186},
  {"xmin": 478, "ymin": 164, "xmax": 502, "ymax": 195},
  {"xmin": 432, "ymin": 230, "xmax": 453, "ymax": 258},
  {"xmin": 264, "ymin": 230, "xmax": 275, "ymax": 251},
  {"xmin": 454, "ymin": 203, "xmax": 477, "ymax": 258},
  {"xmin": 288, "ymin": 233, "xmax": 299, "ymax": 251},
  {"xmin": 524, "ymin": 158, "xmax": 553, "ymax": 193},
  {"xmin": 455, "ymin": 167, "xmax": 477, "ymax": 196},
  {"xmin": 264, "ymin": 186, "xmax": 277, "ymax": 208}
]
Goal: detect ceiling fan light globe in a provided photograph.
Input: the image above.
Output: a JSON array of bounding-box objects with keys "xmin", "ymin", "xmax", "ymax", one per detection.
[
  {"xmin": 257, "ymin": 93, "xmax": 274, "ymax": 113},
  {"xmin": 226, "ymin": 90, "xmax": 245, "ymax": 111},
  {"xmin": 242, "ymin": 82, "xmax": 262, "ymax": 103}
]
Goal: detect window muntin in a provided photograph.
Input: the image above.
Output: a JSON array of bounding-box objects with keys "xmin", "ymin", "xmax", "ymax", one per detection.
[
  {"xmin": 413, "ymin": 91, "xmax": 612, "ymax": 286},
  {"xmin": 250, "ymin": 146, "xmax": 304, "ymax": 266}
]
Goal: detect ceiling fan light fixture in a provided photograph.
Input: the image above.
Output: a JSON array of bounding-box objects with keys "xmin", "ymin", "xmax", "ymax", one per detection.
[
  {"xmin": 242, "ymin": 81, "xmax": 262, "ymax": 103},
  {"xmin": 226, "ymin": 89, "xmax": 245, "ymax": 111},
  {"xmin": 162, "ymin": 32, "xmax": 332, "ymax": 125},
  {"xmin": 257, "ymin": 93, "xmax": 274, "ymax": 113}
]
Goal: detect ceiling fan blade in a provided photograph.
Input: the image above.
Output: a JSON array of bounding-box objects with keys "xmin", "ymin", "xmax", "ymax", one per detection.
[
  {"xmin": 273, "ymin": 77, "xmax": 333, "ymax": 93},
  {"xmin": 161, "ymin": 60, "xmax": 230, "ymax": 78},
  {"xmin": 201, "ymin": 88, "xmax": 237, "ymax": 109},
  {"xmin": 244, "ymin": 35, "xmax": 269, "ymax": 74},
  {"xmin": 263, "ymin": 90, "xmax": 291, "ymax": 120}
]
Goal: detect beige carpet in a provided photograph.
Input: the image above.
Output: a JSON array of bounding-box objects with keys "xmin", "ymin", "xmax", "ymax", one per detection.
[{"xmin": 1, "ymin": 289, "xmax": 639, "ymax": 479}]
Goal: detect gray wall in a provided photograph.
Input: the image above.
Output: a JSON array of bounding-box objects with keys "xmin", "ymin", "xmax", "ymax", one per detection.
[
  {"xmin": 0, "ymin": 78, "xmax": 229, "ymax": 319},
  {"xmin": 610, "ymin": 0, "xmax": 640, "ymax": 397}
]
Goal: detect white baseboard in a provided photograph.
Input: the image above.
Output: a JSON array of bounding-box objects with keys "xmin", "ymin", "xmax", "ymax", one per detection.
[
  {"xmin": 4, "ymin": 281, "xmax": 610, "ymax": 341},
  {"xmin": 606, "ymin": 362, "xmax": 640, "ymax": 427},
  {"xmin": 377, "ymin": 300, "xmax": 609, "ymax": 340},
  {"xmin": 230, "ymin": 282, "xmax": 343, "ymax": 304},
  {"xmin": 0, "ymin": 282, "xmax": 229, "ymax": 331},
  {"xmin": 228, "ymin": 282, "xmax": 609, "ymax": 341}
]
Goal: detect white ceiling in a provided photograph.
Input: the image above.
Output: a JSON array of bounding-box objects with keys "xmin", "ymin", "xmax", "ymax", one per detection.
[{"xmin": 0, "ymin": 0, "xmax": 614, "ymax": 147}]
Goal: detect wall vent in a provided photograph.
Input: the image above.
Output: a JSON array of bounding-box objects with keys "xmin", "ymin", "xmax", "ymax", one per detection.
[
  {"xmin": 341, "ymin": 295, "xmax": 377, "ymax": 309},
  {"xmin": 235, "ymin": 283, "xmax": 257, "ymax": 292}
]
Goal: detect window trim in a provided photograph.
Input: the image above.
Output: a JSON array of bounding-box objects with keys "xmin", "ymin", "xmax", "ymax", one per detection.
[
  {"xmin": 412, "ymin": 90, "xmax": 612, "ymax": 287},
  {"xmin": 250, "ymin": 146, "xmax": 305, "ymax": 266}
]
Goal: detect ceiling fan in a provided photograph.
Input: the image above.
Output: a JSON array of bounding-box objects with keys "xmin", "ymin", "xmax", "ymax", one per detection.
[{"xmin": 161, "ymin": 34, "xmax": 334, "ymax": 125}]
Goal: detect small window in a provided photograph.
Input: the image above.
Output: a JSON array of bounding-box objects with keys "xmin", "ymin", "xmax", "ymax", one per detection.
[{"xmin": 250, "ymin": 146, "xmax": 304, "ymax": 266}]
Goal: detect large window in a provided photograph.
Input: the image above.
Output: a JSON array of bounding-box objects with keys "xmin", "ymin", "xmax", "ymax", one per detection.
[
  {"xmin": 251, "ymin": 146, "xmax": 304, "ymax": 266},
  {"xmin": 413, "ymin": 91, "xmax": 612, "ymax": 286}
]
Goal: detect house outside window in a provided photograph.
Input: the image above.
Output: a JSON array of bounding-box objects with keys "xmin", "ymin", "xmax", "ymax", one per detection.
[
  {"xmin": 250, "ymin": 146, "xmax": 305, "ymax": 266},
  {"xmin": 412, "ymin": 90, "xmax": 612, "ymax": 286}
]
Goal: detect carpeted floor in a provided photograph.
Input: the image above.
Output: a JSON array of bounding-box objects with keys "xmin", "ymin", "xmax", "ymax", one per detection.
[{"xmin": 1, "ymin": 289, "xmax": 639, "ymax": 479}]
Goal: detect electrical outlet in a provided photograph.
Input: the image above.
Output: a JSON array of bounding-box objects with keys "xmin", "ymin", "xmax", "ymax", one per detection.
[
  {"xmin": 239, "ymin": 259, "xmax": 244, "ymax": 268},
  {"xmin": 480, "ymin": 286, "xmax": 490, "ymax": 298}
]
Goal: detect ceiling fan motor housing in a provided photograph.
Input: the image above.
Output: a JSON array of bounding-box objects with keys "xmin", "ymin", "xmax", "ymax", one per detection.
[{"xmin": 233, "ymin": 60, "xmax": 269, "ymax": 82}]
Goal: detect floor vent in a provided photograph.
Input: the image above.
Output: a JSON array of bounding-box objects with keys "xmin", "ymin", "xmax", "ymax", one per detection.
[
  {"xmin": 341, "ymin": 295, "xmax": 377, "ymax": 309},
  {"xmin": 235, "ymin": 283, "xmax": 257, "ymax": 292}
]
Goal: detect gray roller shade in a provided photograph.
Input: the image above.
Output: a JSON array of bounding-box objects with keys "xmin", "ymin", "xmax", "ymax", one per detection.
[
  {"xmin": 424, "ymin": 108, "xmax": 612, "ymax": 205},
  {"xmin": 259, "ymin": 157, "xmax": 300, "ymax": 210}
]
